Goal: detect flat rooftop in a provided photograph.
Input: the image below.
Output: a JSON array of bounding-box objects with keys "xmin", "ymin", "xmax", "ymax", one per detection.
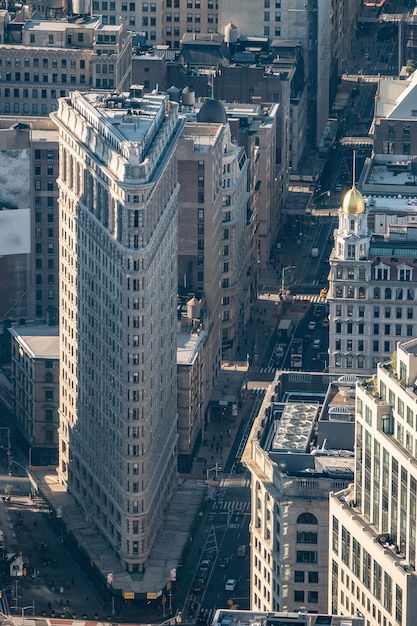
[
  {"xmin": 177, "ymin": 328, "xmax": 205, "ymax": 365},
  {"xmin": 9, "ymin": 325, "xmax": 59, "ymax": 359},
  {"xmin": 212, "ymin": 608, "xmax": 364, "ymax": 626},
  {"xmin": 22, "ymin": 16, "xmax": 100, "ymax": 32},
  {"xmin": 83, "ymin": 91, "xmax": 165, "ymax": 145}
]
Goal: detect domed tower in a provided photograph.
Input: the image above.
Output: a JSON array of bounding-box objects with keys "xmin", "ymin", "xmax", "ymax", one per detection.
[{"xmin": 333, "ymin": 183, "xmax": 370, "ymax": 261}]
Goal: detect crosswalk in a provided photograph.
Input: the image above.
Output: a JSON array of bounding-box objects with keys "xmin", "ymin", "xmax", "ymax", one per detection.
[
  {"xmin": 249, "ymin": 387, "xmax": 267, "ymax": 395},
  {"xmin": 259, "ymin": 366, "xmax": 275, "ymax": 374},
  {"xmin": 293, "ymin": 294, "xmax": 327, "ymax": 303},
  {"xmin": 214, "ymin": 500, "xmax": 250, "ymax": 513}
]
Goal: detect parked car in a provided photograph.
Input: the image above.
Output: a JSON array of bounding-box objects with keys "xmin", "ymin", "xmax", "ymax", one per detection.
[
  {"xmin": 308, "ymin": 321, "xmax": 316, "ymax": 330},
  {"xmin": 313, "ymin": 339, "xmax": 321, "ymax": 349},
  {"xmin": 225, "ymin": 579, "xmax": 237, "ymax": 591},
  {"xmin": 192, "ymin": 581, "xmax": 205, "ymax": 593}
]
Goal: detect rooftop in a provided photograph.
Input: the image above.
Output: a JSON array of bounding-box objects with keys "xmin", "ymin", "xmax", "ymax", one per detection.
[
  {"xmin": 22, "ymin": 16, "xmax": 100, "ymax": 32},
  {"xmin": 212, "ymin": 608, "xmax": 364, "ymax": 626},
  {"xmin": 9, "ymin": 325, "xmax": 59, "ymax": 359},
  {"xmin": 177, "ymin": 328, "xmax": 205, "ymax": 365},
  {"xmin": 245, "ymin": 373, "xmax": 358, "ymax": 477}
]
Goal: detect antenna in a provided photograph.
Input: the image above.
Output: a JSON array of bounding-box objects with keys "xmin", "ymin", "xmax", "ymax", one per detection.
[{"xmin": 352, "ymin": 149, "xmax": 356, "ymax": 188}]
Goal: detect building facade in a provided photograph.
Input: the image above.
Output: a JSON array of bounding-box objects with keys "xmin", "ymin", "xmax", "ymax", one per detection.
[
  {"xmin": 329, "ymin": 340, "xmax": 417, "ymax": 625},
  {"xmin": 53, "ymin": 87, "xmax": 184, "ymax": 573},
  {"xmin": 9, "ymin": 325, "xmax": 59, "ymax": 466},
  {"xmin": 0, "ymin": 10, "xmax": 132, "ymax": 116},
  {"xmin": 0, "ymin": 117, "xmax": 59, "ymax": 324}
]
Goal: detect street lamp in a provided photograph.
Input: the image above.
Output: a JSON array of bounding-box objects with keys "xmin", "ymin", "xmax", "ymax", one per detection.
[
  {"xmin": 281, "ymin": 265, "xmax": 295, "ymax": 296},
  {"xmin": 21, "ymin": 604, "xmax": 35, "ymax": 626}
]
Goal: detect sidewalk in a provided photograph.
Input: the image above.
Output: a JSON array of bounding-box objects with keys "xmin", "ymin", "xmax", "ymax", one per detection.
[{"xmin": 0, "ymin": 465, "xmax": 106, "ymax": 621}]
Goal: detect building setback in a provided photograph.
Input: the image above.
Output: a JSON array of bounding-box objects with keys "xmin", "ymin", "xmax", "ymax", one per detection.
[{"xmin": 53, "ymin": 87, "xmax": 184, "ymax": 573}]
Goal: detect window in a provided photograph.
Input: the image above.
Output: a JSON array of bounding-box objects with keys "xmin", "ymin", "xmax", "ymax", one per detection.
[
  {"xmin": 374, "ymin": 287, "xmax": 380, "ymax": 299},
  {"xmin": 45, "ymin": 390, "xmax": 54, "ymax": 402},
  {"xmin": 399, "ymin": 267, "xmax": 412, "ymax": 281},
  {"xmin": 297, "ymin": 531, "xmax": 317, "ymax": 544},
  {"xmin": 294, "ymin": 590, "xmax": 304, "ymax": 602},
  {"xmin": 297, "ymin": 512, "xmax": 317, "ymax": 524},
  {"xmin": 308, "ymin": 571, "xmax": 318, "ymax": 584},
  {"xmin": 296, "ymin": 551, "xmax": 317, "ymax": 563},
  {"xmin": 347, "ymin": 244, "xmax": 355, "ymax": 259},
  {"xmin": 294, "ymin": 571, "xmax": 304, "ymax": 583},
  {"xmin": 308, "ymin": 591, "xmax": 318, "ymax": 603}
]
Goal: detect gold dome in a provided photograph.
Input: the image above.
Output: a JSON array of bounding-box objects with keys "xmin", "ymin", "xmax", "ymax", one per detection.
[{"xmin": 341, "ymin": 185, "xmax": 365, "ymax": 215}]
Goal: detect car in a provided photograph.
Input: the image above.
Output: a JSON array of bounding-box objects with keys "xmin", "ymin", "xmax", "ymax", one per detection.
[
  {"xmin": 313, "ymin": 339, "xmax": 321, "ymax": 349},
  {"xmin": 307, "ymin": 321, "xmax": 316, "ymax": 330},
  {"xmin": 303, "ymin": 334, "xmax": 311, "ymax": 344},
  {"xmin": 322, "ymin": 317, "xmax": 329, "ymax": 327},
  {"xmin": 335, "ymin": 182, "xmax": 343, "ymax": 192},
  {"xmin": 236, "ymin": 544, "xmax": 246, "ymax": 557},
  {"xmin": 218, "ymin": 557, "xmax": 230, "ymax": 569},
  {"xmin": 225, "ymin": 579, "xmax": 237, "ymax": 591},
  {"xmin": 199, "ymin": 560, "xmax": 211, "ymax": 570},
  {"xmin": 192, "ymin": 581, "xmax": 205, "ymax": 593},
  {"xmin": 313, "ymin": 306, "xmax": 324, "ymax": 317}
]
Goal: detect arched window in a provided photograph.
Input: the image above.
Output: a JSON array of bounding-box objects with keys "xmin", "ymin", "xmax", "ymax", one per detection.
[
  {"xmin": 374, "ymin": 287, "xmax": 380, "ymax": 299},
  {"xmin": 297, "ymin": 512, "xmax": 318, "ymax": 524},
  {"xmin": 358, "ymin": 287, "xmax": 366, "ymax": 299},
  {"xmin": 45, "ymin": 372, "xmax": 53, "ymax": 383},
  {"xmin": 385, "ymin": 288, "xmax": 392, "ymax": 299},
  {"xmin": 347, "ymin": 285, "xmax": 355, "ymax": 298},
  {"xmin": 396, "ymin": 288, "xmax": 403, "ymax": 300},
  {"xmin": 350, "ymin": 219, "xmax": 355, "ymax": 231}
]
